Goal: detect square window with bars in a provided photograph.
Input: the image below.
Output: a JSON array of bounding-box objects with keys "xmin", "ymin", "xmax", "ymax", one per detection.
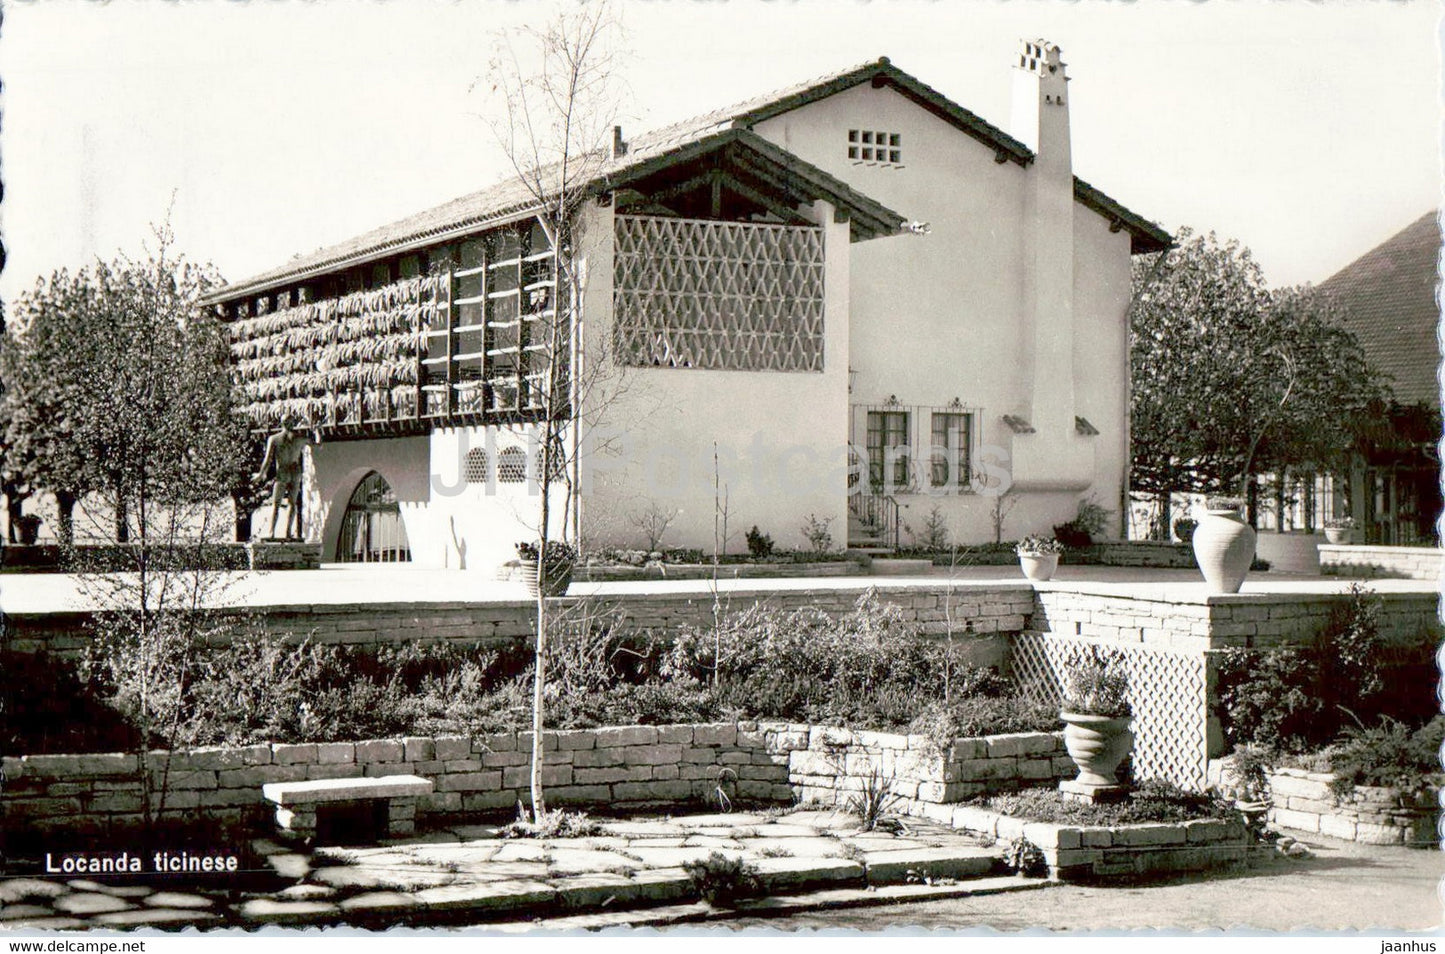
[{"xmin": 846, "ymin": 129, "xmax": 902, "ymax": 165}]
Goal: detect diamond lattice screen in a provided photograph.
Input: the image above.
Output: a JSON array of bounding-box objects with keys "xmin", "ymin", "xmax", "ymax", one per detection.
[
  {"xmin": 1012, "ymin": 633, "xmax": 1210, "ymax": 790},
  {"xmin": 613, "ymin": 215, "xmax": 825, "ymax": 371}
]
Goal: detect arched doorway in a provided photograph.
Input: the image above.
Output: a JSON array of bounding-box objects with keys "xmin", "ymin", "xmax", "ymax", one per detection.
[{"xmin": 336, "ymin": 472, "xmax": 411, "ymax": 563}]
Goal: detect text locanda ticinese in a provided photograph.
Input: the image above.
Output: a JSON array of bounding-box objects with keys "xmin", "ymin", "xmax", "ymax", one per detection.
[{"xmin": 45, "ymin": 851, "xmax": 240, "ymax": 874}]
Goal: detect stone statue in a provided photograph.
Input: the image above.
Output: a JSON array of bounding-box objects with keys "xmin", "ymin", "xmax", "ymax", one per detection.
[{"xmin": 254, "ymin": 418, "xmax": 320, "ymax": 541}]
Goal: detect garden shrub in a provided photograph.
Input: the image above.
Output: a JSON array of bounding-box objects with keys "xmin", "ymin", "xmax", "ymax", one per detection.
[
  {"xmin": 1215, "ymin": 583, "xmax": 1421, "ymax": 755},
  {"xmin": 665, "ymin": 593, "xmax": 1022, "ymax": 729},
  {"xmin": 1316, "ymin": 715, "xmax": 1445, "ymax": 795},
  {"xmin": 18, "ymin": 592, "xmax": 1046, "ymax": 751},
  {"xmin": 986, "ymin": 779, "xmax": 1236, "ymax": 825},
  {"xmin": 744, "ymin": 525, "xmax": 774, "ymax": 558},
  {"xmin": 683, "ymin": 851, "xmax": 763, "ymax": 906},
  {"xmin": 1215, "ymin": 647, "xmax": 1327, "ymax": 753},
  {"xmin": 499, "ymin": 807, "xmax": 607, "ymax": 839},
  {"xmin": 908, "ymin": 696, "xmax": 1059, "ymax": 750}
]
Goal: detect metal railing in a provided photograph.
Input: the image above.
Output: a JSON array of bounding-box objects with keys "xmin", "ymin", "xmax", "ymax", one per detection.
[{"xmin": 848, "ymin": 491, "xmax": 900, "ymax": 549}]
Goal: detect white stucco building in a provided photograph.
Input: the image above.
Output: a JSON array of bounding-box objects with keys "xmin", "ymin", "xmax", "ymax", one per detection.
[{"xmin": 215, "ymin": 43, "xmax": 1169, "ymax": 569}]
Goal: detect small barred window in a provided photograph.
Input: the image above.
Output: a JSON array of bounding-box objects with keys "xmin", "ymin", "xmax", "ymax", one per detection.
[{"xmin": 848, "ymin": 129, "xmax": 902, "ymax": 165}]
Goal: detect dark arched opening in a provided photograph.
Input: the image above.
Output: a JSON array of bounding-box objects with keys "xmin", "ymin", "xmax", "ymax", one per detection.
[{"xmin": 336, "ymin": 471, "xmax": 411, "ymax": 563}]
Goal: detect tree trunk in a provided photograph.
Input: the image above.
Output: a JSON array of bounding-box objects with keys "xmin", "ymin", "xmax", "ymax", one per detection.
[
  {"xmin": 1154, "ymin": 490, "xmax": 1172, "ymax": 541},
  {"xmin": 116, "ymin": 496, "xmax": 130, "ymax": 543},
  {"xmin": 232, "ymin": 489, "xmax": 253, "ymax": 543},
  {"xmin": 56, "ymin": 490, "xmax": 76, "ymax": 546}
]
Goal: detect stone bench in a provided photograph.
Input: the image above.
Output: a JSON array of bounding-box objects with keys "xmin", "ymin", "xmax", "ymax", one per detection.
[{"xmin": 261, "ymin": 775, "xmax": 434, "ymax": 841}]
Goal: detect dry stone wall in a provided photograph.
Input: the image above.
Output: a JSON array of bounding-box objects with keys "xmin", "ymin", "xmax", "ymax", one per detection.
[
  {"xmin": 2, "ymin": 583, "xmax": 1031, "ymax": 665},
  {"xmin": 1263, "ymin": 767, "xmax": 1437, "ymax": 847},
  {"xmin": 2, "ymin": 722, "xmax": 1075, "ymax": 841},
  {"xmin": 784, "ymin": 727, "xmax": 1071, "ymax": 809},
  {"xmin": 1319, "ymin": 545, "xmax": 1444, "ymax": 582}
]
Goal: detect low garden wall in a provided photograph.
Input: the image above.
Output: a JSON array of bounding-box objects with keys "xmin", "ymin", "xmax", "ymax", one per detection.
[
  {"xmin": 1086, "ymin": 541, "xmax": 1198, "ymax": 569},
  {"xmin": 1, "ymin": 723, "xmax": 790, "ymax": 842},
  {"xmin": 907, "ymin": 541, "xmax": 1197, "ymax": 568},
  {"xmin": 504, "ymin": 561, "xmax": 860, "ymax": 582},
  {"xmin": 0, "ymin": 541, "xmax": 319, "ymax": 574},
  {"xmin": 1, "ymin": 583, "xmax": 1033, "ymax": 665},
  {"xmin": 2, "ymin": 722, "xmax": 1076, "ymax": 842},
  {"xmin": 1032, "ymin": 588, "xmax": 1439, "ymax": 651},
  {"xmin": 786, "ymin": 727, "xmax": 1071, "ymax": 809},
  {"xmin": 925, "ymin": 802, "xmax": 1250, "ymax": 881},
  {"xmin": 1259, "ymin": 766, "xmax": 1436, "ymax": 847},
  {"xmin": 1319, "ymin": 544, "xmax": 1444, "ymax": 582}
]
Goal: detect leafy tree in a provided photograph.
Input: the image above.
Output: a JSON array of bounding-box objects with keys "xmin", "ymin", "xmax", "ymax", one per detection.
[
  {"xmin": 0, "ymin": 226, "xmax": 248, "ymax": 543},
  {"xmin": 1129, "ymin": 228, "xmax": 1386, "ymax": 533},
  {"xmin": 4, "ymin": 223, "xmax": 253, "ymax": 838}
]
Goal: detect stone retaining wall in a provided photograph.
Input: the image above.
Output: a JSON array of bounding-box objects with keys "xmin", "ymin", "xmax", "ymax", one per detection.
[
  {"xmin": 1262, "ymin": 767, "xmax": 1436, "ymax": 847},
  {"xmin": 1087, "ymin": 541, "xmax": 1198, "ymax": 569},
  {"xmin": 785, "ymin": 727, "xmax": 1072, "ymax": 809},
  {"xmin": 0, "ymin": 723, "xmax": 791, "ymax": 842},
  {"xmin": 927, "ymin": 802, "xmax": 1250, "ymax": 880},
  {"xmin": 1319, "ymin": 545, "xmax": 1444, "ymax": 582},
  {"xmin": 1032, "ymin": 588, "xmax": 1439, "ymax": 651},
  {"xmin": 2, "ymin": 583, "xmax": 1032, "ymax": 664},
  {"xmin": 1, "ymin": 722, "xmax": 1076, "ymax": 842}
]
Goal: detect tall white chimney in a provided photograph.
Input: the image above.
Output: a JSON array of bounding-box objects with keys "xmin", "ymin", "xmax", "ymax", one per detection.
[{"xmin": 1011, "ymin": 39, "xmax": 1075, "ymax": 443}]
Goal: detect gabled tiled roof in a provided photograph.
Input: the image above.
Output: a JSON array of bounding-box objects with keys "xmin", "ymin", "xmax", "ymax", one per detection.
[
  {"xmin": 1316, "ymin": 211, "xmax": 1441, "ymax": 409},
  {"xmin": 213, "ymin": 55, "xmax": 1169, "ymax": 302},
  {"xmin": 209, "ymin": 127, "xmax": 906, "ymax": 303}
]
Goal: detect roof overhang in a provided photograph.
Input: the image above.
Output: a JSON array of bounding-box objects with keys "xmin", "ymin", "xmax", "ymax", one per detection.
[
  {"xmin": 207, "ymin": 128, "xmax": 904, "ymax": 307},
  {"xmin": 599, "ymin": 127, "xmax": 906, "ymax": 243}
]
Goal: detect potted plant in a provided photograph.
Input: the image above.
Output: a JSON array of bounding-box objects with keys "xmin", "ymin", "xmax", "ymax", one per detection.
[
  {"xmin": 15, "ymin": 514, "xmax": 42, "ymax": 546},
  {"xmin": 1191, "ymin": 496, "xmax": 1257, "ymax": 594},
  {"xmin": 1323, "ymin": 516, "xmax": 1357, "ymax": 545},
  {"xmin": 1172, "ymin": 517, "xmax": 1198, "ymax": 544},
  {"xmin": 1059, "ymin": 650, "xmax": 1133, "ymax": 789},
  {"xmin": 515, "ymin": 540, "xmax": 576, "ymax": 598},
  {"xmin": 1015, "ymin": 535, "xmax": 1064, "ymax": 582}
]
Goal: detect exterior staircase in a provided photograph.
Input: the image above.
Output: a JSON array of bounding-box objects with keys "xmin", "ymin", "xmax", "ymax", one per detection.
[{"xmin": 847, "ymin": 492, "xmax": 900, "ymax": 552}]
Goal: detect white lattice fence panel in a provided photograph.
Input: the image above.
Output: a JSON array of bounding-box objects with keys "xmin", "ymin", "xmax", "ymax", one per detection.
[
  {"xmin": 1012, "ymin": 633, "xmax": 1209, "ymax": 790},
  {"xmin": 613, "ymin": 215, "xmax": 825, "ymax": 371}
]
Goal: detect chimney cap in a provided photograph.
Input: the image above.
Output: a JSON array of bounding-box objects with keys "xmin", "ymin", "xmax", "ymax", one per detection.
[{"xmin": 1016, "ymin": 38, "xmax": 1066, "ymax": 75}]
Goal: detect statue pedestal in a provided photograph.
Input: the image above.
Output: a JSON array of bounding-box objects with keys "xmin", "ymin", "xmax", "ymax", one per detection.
[{"xmin": 248, "ymin": 541, "xmax": 321, "ymax": 570}]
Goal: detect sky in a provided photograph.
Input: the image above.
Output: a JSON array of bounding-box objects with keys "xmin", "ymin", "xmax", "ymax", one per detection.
[{"xmin": 0, "ymin": 0, "xmax": 1439, "ymax": 302}]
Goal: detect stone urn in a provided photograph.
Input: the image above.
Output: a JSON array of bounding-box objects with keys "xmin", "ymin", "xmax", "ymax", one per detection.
[
  {"xmin": 1019, "ymin": 552, "xmax": 1060, "ymax": 582},
  {"xmin": 1060, "ymin": 712, "xmax": 1134, "ymax": 787},
  {"xmin": 518, "ymin": 558, "xmax": 573, "ymax": 598},
  {"xmin": 1323, "ymin": 527, "xmax": 1356, "ymax": 545},
  {"xmin": 1192, "ymin": 505, "xmax": 1256, "ymax": 594},
  {"xmin": 516, "ymin": 541, "xmax": 575, "ymax": 598}
]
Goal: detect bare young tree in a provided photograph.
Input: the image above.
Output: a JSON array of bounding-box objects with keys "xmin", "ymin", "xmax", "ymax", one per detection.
[
  {"xmin": 481, "ymin": 1, "xmax": 628, "ymax": 821},
  {"xmin": 628, "ymin": 501, "xmax": 679, "ymax": 553}
]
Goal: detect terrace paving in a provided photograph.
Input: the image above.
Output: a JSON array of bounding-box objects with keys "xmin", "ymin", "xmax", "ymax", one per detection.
[
  {"xmin": 3, "ymin": 563, "xmax": 1429, "ymax": 614},
  {"xmin": 0, "ymin": 809, "xmax": 1006, "ymax": 931}
]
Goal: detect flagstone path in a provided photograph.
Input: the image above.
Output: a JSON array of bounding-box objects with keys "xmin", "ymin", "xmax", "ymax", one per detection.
[{"xmin": 0, "ymin": 809, "xmax": 1029, "ymax": 931}]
